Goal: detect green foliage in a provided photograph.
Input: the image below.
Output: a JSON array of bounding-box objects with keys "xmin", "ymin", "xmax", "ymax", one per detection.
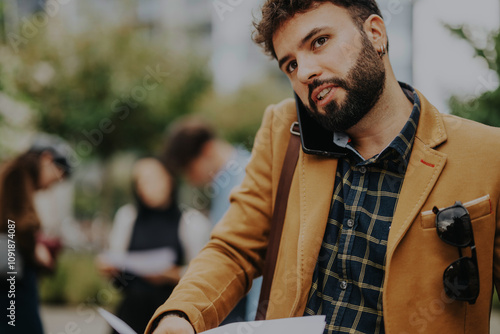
[
  {"xmin": 447, "ymin": 24, "xmax": 500, "ymax": 127},
  {"xmin": 449, "ymin": 91, "xmax": 500, "ymax": 127},
  {"xmin": 40, "ymin": 250, "xmax": 121, "ymax": 307},
  {"xmin": 194, "ymin": 77, "xmax": 292, "ymax": 150},
  {"xmin": 73, "ymin": 182, "xmax": 102, "ymax": 221},
  {"xmin": 0, "ymin": 17, "xmax": 211, "ymax": 159},
  {"xmin": 0, "ymin": 5, "xmax": 294, "ymax": 223},
  {"xmin": 0, "ymin": 8, "xmax": 212, "ymax": 221}
]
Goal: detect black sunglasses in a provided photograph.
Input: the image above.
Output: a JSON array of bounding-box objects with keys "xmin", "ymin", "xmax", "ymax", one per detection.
[{"xmin": 432, "ymin": 201, "xmax": 479, "ymax": 304}]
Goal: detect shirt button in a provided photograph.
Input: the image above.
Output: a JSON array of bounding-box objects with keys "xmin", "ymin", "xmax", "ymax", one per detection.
[
  {"xmin": 340, "ymin": 281, "xmax": 348, "ymax": 290},
  {"xmin": 347, "ymin": 219, "xmax": 354, "ymax": 228},
  {"xmin": 359, "ymin": 166, "xmax": 367, "ymax": 174}
]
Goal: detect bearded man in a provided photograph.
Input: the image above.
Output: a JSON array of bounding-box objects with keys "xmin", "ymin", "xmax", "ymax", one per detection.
[{"xmin": 147, "ymin": 1, "xmax": 500, "ymax": 333}]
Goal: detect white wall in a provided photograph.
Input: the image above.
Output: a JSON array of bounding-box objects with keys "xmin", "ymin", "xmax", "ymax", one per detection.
[
  {"xmin": 211, "ymin": 0, "xmax": 272, "ymax": 94},
  {"xmin": 378, "ymin": 0, "xmax": 414, "ymax": 85},
  {"xmin": 413, "ymin": 0, "xmax": 500, "ymax": 113}
]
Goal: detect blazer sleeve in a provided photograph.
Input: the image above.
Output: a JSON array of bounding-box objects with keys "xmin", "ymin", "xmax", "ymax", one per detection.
[{"xmin": 145, "ymin": 104, "xmax": 279, "ymax": 333}]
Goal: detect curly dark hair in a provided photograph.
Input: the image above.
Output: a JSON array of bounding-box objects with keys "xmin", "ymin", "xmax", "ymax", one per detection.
[{"xmin": 253, "ymin": 0, "xmax": 383, "ymax": 59}]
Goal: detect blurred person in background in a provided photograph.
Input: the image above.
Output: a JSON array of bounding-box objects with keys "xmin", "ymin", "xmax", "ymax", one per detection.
[
  {"xmin": 163, "ymin": 118, "xmax": 261, "ymax": 323},
  {"xmin": 0, "ymin": 136, "xmax": 71, "ymax": 334},
  {"xmin": 164, "ymin": 118, "xmax": 251, "ymax": 227},
  {"xmin": 97, "ymin": 157, "xmax": 211, "ymax": 334}
]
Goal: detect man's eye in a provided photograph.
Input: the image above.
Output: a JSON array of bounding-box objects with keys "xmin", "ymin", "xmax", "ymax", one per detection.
[
  {"xmin": 287, "ymin": 61, "xmax": 297, "ymax": 73},
  {"xmin": 313, "ymin": 37, "xmax": 328, "ymax": 49}
]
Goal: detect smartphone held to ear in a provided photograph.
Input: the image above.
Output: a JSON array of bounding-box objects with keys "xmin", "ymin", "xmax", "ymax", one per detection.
[{"xmin": 294, "ymin": 93, "xmax": 349, "ymax": 158}]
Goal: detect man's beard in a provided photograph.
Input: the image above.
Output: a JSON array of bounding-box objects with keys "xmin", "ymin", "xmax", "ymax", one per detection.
[{"xmin": 306, "ymin": 32, "xmax": 386, "ymax": 133}]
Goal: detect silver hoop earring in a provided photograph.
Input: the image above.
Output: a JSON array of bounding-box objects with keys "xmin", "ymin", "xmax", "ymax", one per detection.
[{"xmin": 379, "ymin": 44, "xmax": 386, "ymax": 58}]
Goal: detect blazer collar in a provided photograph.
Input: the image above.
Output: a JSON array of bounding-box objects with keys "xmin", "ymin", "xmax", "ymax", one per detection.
[{"xmin": 414, "ymin": 89, "xmax": 448, "ymax": 148}]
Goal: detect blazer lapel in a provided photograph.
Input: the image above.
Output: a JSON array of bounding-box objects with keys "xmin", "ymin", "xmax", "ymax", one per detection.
[
  {"xmin": 387, "ymin": 139, "xmax": 447, "ymax": 257},
  {"xmin": 292, "ymin": 151, "xmax": 338, "ymax": 314},
  {"xmin": 387, "ymin": 91, "xmax": 448, "ymax": 261}
]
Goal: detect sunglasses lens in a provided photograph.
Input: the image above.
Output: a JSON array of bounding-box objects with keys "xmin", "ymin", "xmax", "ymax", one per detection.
[
  {"xmin": 436, "ymin": 207, "xmax": 472, "ymax": 247},
  {"xmin": 443, "ymin": 258, "xmax": 479, "ymax": 301}
]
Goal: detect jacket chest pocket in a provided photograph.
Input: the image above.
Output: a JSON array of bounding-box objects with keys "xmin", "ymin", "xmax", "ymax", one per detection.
[{"xmin": 420, "ymin": 194, "xmax": 492, "ymax": 230}]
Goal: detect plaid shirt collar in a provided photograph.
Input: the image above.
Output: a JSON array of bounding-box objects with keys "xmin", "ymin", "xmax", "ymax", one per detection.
[{"xmin": 332, "ymin": 82, "xmax": 421, "ymax": 168}]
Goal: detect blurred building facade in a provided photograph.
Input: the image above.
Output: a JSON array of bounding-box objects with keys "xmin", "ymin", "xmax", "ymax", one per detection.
[
  {"xmin": 2, "ymin": 0, "xmax": 414, "ymax": 94},
  {"xmin": 3, "ymin": 0, "xmax": 499, "ymax": 101},
  {"xmin": 137, "ymin": 0, "xmax": 415, "ymax": 94}
]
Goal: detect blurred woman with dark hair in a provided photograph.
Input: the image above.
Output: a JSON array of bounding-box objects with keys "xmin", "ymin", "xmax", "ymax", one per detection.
[
  {"xmin": 0, "ymin": 139, "xmax": 71, "ymax": 334},
  {"xmin": 97, "ymin": 157, "xmax": 211, "ymax": 334}
]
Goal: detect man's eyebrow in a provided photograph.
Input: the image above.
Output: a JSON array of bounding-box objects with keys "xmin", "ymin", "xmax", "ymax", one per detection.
[
  {"xmin": 299, "ymin": 26, "xmax": 329, "ymax": 49},
  {"xmin": 278, "ymin": 55, "xmax": 291, "ymax": 70},
  {"xmin": 277, "ymin": 26, "xmax": 330, "ymax": 70}
]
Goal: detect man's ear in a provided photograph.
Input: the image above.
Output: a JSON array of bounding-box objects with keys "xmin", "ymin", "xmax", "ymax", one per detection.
[{"xmin": 363, "ymin": 14, "xmax": 387, "ymax": 48}]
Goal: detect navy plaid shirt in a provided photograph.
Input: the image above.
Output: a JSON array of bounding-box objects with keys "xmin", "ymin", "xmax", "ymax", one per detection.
[{"xmin": 304, "ymin": 84, "xmax": 421, "ymax": 334}]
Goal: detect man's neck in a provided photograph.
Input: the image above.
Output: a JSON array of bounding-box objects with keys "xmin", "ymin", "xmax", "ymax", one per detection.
[{"xmin": 345, "ymin": 79, "xmax": 414, "ymax": 160}]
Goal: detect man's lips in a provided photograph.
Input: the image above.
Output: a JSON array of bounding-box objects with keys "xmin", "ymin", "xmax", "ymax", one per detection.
[{"xmin": 310, "ymin": 84, "xmax": 338, "ymax": 107}]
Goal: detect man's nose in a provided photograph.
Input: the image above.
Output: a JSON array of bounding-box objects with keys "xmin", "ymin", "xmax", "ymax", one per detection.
[{"xmin": 296, "ymin": 57, "xmax": 322, "ymax": 84}]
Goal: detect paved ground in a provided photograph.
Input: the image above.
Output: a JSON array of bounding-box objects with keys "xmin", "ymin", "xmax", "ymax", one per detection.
[
  {"xmin": 41, "ymin": 305, "xmax": 110, "ymax": 334},
  {"xmin": 41, "ymin": 305, "xmax": 500, "ymax": 334},
  {"xmin": 492, "ymin": 309, "xmax": 500, "ymax": 334}
]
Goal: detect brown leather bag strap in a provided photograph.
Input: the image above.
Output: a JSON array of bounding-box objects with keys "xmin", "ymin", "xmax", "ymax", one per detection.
[{"xmin": 255, "ymin": 122, "xmax": 301, "ymax": 320}]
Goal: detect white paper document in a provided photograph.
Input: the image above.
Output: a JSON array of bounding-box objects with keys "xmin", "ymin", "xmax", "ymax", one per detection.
[
  {"xmin": 201, "ymin": 315, "xmax": 326, "ymax": 334},
  {"xmin": 97, "ymin": 307, "xmax": 137, "ymax": 334},
  {"xmin": 98, "ymin": 307, "xmax": 326, "ymax": 334},
  {"xmin": 100, "ymin": 247, "xmax": 177, "ymax": 276}
]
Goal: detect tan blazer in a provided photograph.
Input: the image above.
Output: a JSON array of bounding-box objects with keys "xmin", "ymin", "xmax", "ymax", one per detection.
[{"xmin": 146, "ymin": 91, "xmax": 500, "ymax": 334}]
